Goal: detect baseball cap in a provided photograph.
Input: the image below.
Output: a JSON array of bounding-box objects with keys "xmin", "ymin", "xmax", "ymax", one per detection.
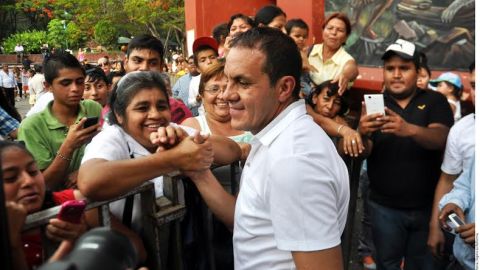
[
  {"xmin": 192, "ymin": 37, "xmax": 218, "ymax": 53},
  {"xmin": 382, "ymin": 39, "xmax": 419, "ymax": 63},
  {"xmin": 429, "ymin": 72, "xmax": 463, "ymax": 89}
]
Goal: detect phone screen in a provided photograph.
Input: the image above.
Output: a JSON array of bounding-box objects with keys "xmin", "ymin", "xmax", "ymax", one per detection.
[{"xmin": 83, "ymin": 117, "xmax": 99, "ymax": 128}]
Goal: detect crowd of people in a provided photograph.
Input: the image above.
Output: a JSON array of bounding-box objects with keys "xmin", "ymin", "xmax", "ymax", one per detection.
[{"xmin": 0, "ymin": 4, "xmax": 476, "ymax": 270}]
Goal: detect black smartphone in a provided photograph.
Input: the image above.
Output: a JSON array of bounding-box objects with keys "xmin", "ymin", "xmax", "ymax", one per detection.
[{"xmin": 84, "ymin": 117, "xmax": 99, "ymax": 128}]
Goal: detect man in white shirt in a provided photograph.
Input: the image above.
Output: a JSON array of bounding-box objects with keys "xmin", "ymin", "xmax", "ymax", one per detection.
[
  {"xmin": 180, "ymin": 27, "xmax": 349, "ymax": 269},
  {"xmin": 27, "ymin": 64, "xmax": 46, "ymax": 105},
  {"xmin": 14, "ymin": 43, "xmax": 24, "ymax": 63},
  {"xmin": 0, "ymin": 64, "xmax": 17, "ymax": 106}
]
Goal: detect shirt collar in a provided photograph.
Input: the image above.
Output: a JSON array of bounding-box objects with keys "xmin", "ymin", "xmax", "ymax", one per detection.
[
  {"xmin": 43, "ymin": 100, "xmax": 88, "ymax": 130},
  {"xmin": 255, "ymin": 99, "xmax": 306, "ymax": 147},
  {"xmin": 309, "ymin": 44, "xmax": 345, "ymax": 65}
]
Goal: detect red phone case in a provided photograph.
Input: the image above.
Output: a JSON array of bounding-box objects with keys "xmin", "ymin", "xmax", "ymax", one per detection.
[{"xmin": 57, "ymin": 200, "xmax": 87, "ymax": 224}]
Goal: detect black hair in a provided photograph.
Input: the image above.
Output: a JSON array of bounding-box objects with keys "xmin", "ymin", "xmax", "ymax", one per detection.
[
  {"xmin": 469, "ymin": 62, "xmax": 475, "ymax": 73},
  {"xmin": 418, "ymin": 52, "xmax": 431, "ymax": 76},
  {"xmin": 33, "ymin": 64, "xmax": 42, "ymax": 73},
  {"xmin": 212, "ymin": 23, "xmax": 229, "ymax": 45},
  {"xmin": 126, "ymin": 34, "xmax": 165, "ymax": 60},
  {"xmin": 193, "ymin": 45, "xmax": 219, "ymax": 67},
  {"xmin": 306, "ymin": 80, "xmax": 350, "ymax": 116},
  {"xmin": 43, "ymin": 51, "xmax": 85, "ymax": 85},
  {"xmin": 230, "ymin": 27, "xmax": 302, "ymax": 99},
  {"xmin": 108, "ymin": 71, "xmax": 169, "ymax": 125},
  {"xmin": 227, "ymin": 13, "xmax": 256, "ymax": 33},
  {"xmin": 254, "ymin": 5, "xmax": 286, "ymax": 26},
  {"xmin": 0, "ymin": 140, "xmax": 32, "ymax": 159},
  {"xmin": 85, "ymin": 67, "xmax": 109, "ymax": 85},
  {"xmin": 107, "ymin": 70, "xmax": 125, "ymax": 85},
  {"xmin": 285, "ymin": 19, "xmax": 309, "ymax": 35}
]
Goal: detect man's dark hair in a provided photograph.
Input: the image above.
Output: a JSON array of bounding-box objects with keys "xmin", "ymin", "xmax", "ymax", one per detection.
[
  {"xmin": 212, "ymin": 23, "xmax": 229, "ymax": 45},
  {"xmin": 285, "ymin": 19, "xmax": 309, "ymax": 35},
  {"xmin": 193, "ymin": 45, "xmax": 219, "ymax": 67},
  {"xmin": 227, "ymin": 13, "xmax": 256, "ymax": 32},
  {"xmin": 254, "ymin": 5, "xmax": 286, "ymax": 26},
  {"xmin": 418, "ymin": 52, "xmax": 431, "ymax": 76},
  {"xmin": 469, "ymin": 62, "xmax": 475, "ymax": 73},
  {"xmin": 43, "ymin": 51, "xmax": 85, "ymax": 84},
  {"xmin": 230, "ymin": 27, "xmax": 302, "ymax": 99},
  {"xmin": 86, "ymin": 67, "xmax": 109, "ymax": 85},
  {"xmin": 126, "ymin": 34, "xmax": 164, "ymax": 60}
]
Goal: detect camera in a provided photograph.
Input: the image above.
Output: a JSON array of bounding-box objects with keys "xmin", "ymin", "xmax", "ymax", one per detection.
[{"xmin": 38, "ymin": 227, "xmax": 138, "ymax": 270}]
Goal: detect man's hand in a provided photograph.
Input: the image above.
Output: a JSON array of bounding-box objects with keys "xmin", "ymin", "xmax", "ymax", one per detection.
[
  {"xmin": 457, "ymin": 223, "xmax": 475, "ymax": 245},
  {"xmin": 427, "ymin": 224, "xmax": 445, "ymax": 258},
  {"xmin": 46, "ymin": 218, "xmax": 87, "ymax": 242},
  {"xmin": 64, "ymin": 117, "xmax": 100, "ymax": 152},
  {"xmin": 439, "ymin": 203, "xmax": 465, "ymax": 230},
  {"xmin": 380, "ymin": 108, "xmax": 414, "ymax": 137},
  {"xmin": 358, "ymin": 102, "xmax": 385, "ymax": 137},
  {"xmin": 150, "ymin": 125, "xmax": 189, "ymax": 152},
  {"xmin": 170, "ymin": 131, "xmax": 214, "ymax": 172}
]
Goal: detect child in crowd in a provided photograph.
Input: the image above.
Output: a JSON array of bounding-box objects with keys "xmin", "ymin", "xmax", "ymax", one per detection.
[
  {"xmin": 83, "ymin": 67, "xmax": 111, "ymax": 126},
  {"xmin": 430, "ymin": 72, "xmax": 463, "ymax": 122},
  {"xmin": 417, "ymin": 52, "xmax": 432, "ymax": 90}
]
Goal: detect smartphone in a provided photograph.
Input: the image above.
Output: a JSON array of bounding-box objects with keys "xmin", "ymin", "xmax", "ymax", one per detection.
[
  {"xmin": 448, "ymin": 213, "xmax": 465, "ymax": 229},
  {"xmin": 364, "ymin": 94, "xmax": 385, "ymax": 116},
  {"xmin": 57, "ymin": 200, "xmax": 87, "ymax": 224},
  {"xmin": 83, "ymin": 117, "xmax": 99, "ymax": 128}
]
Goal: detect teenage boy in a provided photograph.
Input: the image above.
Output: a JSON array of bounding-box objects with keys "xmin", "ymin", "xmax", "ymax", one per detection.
[
  {"xmin": 124, "ymin": 34, "xmax": 164, "ymax": 73},
  {"xmin": 188, "ymin": 37, "xmax": 219, "ymax": 116},
  {"xmin": 18, "ymin": 52, "xmax": 102, "ymax": 190}
]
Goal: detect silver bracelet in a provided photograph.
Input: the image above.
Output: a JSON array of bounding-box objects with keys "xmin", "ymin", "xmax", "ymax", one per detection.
[
  {"xmin": 56, "ymin": 151, "xmax": 72, "ymax": 161},
  {"xmin": 337, "ymin": 125, "xmax": 345, "ymax": 136}
]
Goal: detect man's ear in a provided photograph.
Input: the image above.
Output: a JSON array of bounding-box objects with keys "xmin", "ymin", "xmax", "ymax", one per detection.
[
  {"xmin": 276, "ymin": 76, "xmax": 296, "ymax": 103},
  {"xmin": 43, "ymin": 81, "xmax": 52, "ymax": 92},
  {"xmin": 115, "ymin": 112, "xmax": 124, "ymax": 125}
]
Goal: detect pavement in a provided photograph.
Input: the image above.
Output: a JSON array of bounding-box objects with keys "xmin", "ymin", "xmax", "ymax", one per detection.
[{"xmin": 15, "ymin": 96, "xmax": 31, "ymax": 118}]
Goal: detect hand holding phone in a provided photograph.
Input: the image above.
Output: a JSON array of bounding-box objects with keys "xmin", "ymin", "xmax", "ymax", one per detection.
[
  {"xmin": 57, "ymin": 200, "xmax": 86, "ymax": 224},
  {"xmin": 447, "ymin": 213, "xmax": 465, "ymax": 230},
  {"xmin": 364, "ymin": 94, "xmax": 385, "ymax": 116},
  {"xmin": 83, "ymin": 117, "xmax": 99, "ymax": 128}
]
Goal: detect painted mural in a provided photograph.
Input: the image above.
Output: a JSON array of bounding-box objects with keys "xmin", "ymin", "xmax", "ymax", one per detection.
[{"xmin": 326, "ymin": 0, "xmax": 475, "ymax": 70}]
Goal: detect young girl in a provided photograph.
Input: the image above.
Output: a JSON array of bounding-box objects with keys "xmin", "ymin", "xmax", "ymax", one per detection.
[
  {"xmin": 430, "ymin": 72, "xmax": 463, "ymax": 122},
  {"xmin": 2, "ymin": 141, "xmax": 146, "ymax": 269}
]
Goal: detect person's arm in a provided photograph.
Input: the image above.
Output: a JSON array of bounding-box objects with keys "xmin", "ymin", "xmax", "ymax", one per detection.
[
  {"xmin": 209, "ymin": 134, "xmax": 242, "ymax": 165},
  {"xmin": 40, "ymin": 118, "xmax": 100, "ymax": 189},
  {"xmin": 78, "ymin": 133, "xmax": 214, "ymax": 200},
  {"xmin": 292, "ymin": 246, "xmax": 343, "ymax": 270},
  {"xmin": 428, "ymin": 172, "xmax": 457, "ymax": 257},
  {"xmin": 381, "ymin": 107, "xmax": 449, "ymax": 150},
  {"xmin": 184, "ymin": 169, "xmax": 237, "ymax": 229},
  {"xmin": 332, "ymin": 59, "xmax": 359, "ymax": 95}
]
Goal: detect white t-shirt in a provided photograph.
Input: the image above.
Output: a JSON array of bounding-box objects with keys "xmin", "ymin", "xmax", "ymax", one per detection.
[
  {"xmin": 187, "ymin": 75, "xmax": 204, "ymax": 115},
  {"xmin": 82, "ymin": 124, "xmax": 195, "ymax": 231},
  {"xmin": 26, "ymin": 92, "xmax": 53, "ymax": 117},
  {"xmin": 441, "ymin": 113, "xmax": 475, "ymax": 175},
  {"xmin": 233, "ymin": 100, "xmax": 350, "ymax": 269},
  {"xmin": 28, "ymin": 73, "xmax": 46, "ymax": 96}
]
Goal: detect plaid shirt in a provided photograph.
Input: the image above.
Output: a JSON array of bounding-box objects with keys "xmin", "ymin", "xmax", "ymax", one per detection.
[{"xmin": 0, "ymin": 107, "xmax": 19, "ymax": 136}]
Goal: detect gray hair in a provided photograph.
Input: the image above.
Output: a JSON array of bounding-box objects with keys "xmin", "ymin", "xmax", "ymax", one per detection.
[{"xmin": 109, "ymin": 71, "xmax": 168, "ymax": 125}]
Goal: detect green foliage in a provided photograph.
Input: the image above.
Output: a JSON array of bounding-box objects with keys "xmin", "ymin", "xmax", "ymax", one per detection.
[
  {"xmin": 66, "ymin": 21, "xmax": 85, "ymax": 49},
  {"xmin": 3, "ymin": 30, "xmax": 48, "ymax": 53},
  {"xmin": 94, "ymin": 20, "xmax": 119, "ymax": 48},
  {"xmin": 47, "ymin": 18, "xmax": 68, "ymax": 48}
]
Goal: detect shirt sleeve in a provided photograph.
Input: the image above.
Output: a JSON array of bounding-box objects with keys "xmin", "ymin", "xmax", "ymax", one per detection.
[
  {"xmin": 268, "ymin": 155, "xmax": 343, "ymax": 251},
  {"xmin": 172, "ymin": 78, "xmax": 181, "ymax": 98},
  {"xmin": 18, "ymin": 117, "xmax": 54, "ymax": 171},
  {"xmin": 81, "ymin": 127, "xmax": 128, "ymax": 163},
  {"xmin": 439, "ymin": 157, "xmax": 474, "ymax": 212},
  {"xmin": 428, "ymin": 92, "xmax": 454, "ymax": 128},
  {"xmin": 52, "ymin": 189, "xmax": 76, "ymax": 205},
  {"xmin": 188, "ymin": 77, "xmax": 200, "ymax": 107},
  {"xmin": 0, "ymin": 107, "xmax": 19, "ymax": 136},
  {"xmin": 441, "ymin": 123, "xmax": 462, "ymax": 175}
]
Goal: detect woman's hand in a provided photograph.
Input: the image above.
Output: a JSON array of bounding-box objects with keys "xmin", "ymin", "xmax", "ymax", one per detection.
[
  {"xmin": 339, "ymin": 125, "xmax": 364, "ymax": 157},
  {"xmin": 46, "ymin": 218, "xmax": 87, "ymax": 242},
  {"xmin": 6, "ymin": 201, "xmax": 27, "ymax": 248},
  {"xmin": 150, "ymin": 126, "xmax": 189, "ymax": 152},
  {"xmin": 332, "ymin": 73, "xmax": 349, "ymax": 96}
]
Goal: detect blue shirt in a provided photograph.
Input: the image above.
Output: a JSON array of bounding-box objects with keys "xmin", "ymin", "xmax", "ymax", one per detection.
[
  {"xmin": 439, "ymin": 156, "xmax": 475, "ymax": 270},
  {"xmin": 0, "ymin": 107, "xmax": 19, "ymax": 137},
  {"xmin": 172, "ymin": 73, "xmax": 192, "ymax": 107}
]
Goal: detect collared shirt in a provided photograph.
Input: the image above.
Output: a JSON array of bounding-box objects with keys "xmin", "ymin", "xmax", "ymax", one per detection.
[
  {"xmin": 441, "ymin": 113, "xmax": 475, "ymax": 175},
  {"xmin": 0, "ymin": 107, "xmax": 19, "ymax": 136},
  {"xmin": 172, "ymin": 73, "xmax": 193, "ymax": 106},
  {"xmin": 188, "ymin": 75, "xmax": 203, "ymax": 115},
  {"xmin": 367, "ymin": 89, "xmax": 454, "ymax": 209},
  {"xmin": 308, "ymin": 43, "xmax": 354, "ymax": 86},
  {"xmin": 439, "ymin": 157, "xmax": 475, "ymax": 270},
  {"xmin": 28, "ymin": 73, "xmax": 46, "ymax": 96},
  {"xmin": 18, "ymin": 99, "xmax": 102, "ymax": 175},
  {"xmin": 0, "ymin": 70, "xmax": 17, "ymax": 88},
  {"xmin": 233, "ymin": 100, "xmax": 349, "ymax": 269}
]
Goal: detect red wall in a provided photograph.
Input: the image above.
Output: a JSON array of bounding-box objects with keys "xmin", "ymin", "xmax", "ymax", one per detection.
[{"xmin": 277, "ymin": 0, "xmax": 324, "ymax": 44}]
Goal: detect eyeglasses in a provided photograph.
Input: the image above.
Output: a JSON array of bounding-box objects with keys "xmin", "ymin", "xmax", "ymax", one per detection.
[
  {"xmin": 99, "ymin": 62, "xmax": 110, "ymax": 67},
  {"xmin": 204, "ymin": 85, "xmax": 227, "ymax": 94}
]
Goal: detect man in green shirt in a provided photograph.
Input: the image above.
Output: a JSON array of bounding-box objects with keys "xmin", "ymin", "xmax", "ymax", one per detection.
[{"xmin": 19, "ymin": 52, "xmax": 102, "ymax": 190}]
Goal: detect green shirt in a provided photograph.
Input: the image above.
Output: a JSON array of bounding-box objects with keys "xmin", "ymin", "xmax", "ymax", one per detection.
[{"xmin": 18, "ymin": 99, "xmax": 102, "ymax": 175}]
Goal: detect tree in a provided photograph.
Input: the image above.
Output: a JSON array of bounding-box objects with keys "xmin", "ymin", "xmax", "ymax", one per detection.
[
  {"xmin": 94, "ymin": 20, "xmax": 119, "ymax": 48},
  {"xmin": 47, "ymin": 18, "xmax": 68, "ymax": 49}
]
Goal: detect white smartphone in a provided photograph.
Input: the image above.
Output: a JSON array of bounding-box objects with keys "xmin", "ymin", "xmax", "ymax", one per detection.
[
  {"xmin": 448, "ymin": 213, "xmax": 465, "ymax": 229},
  {"xmin": 364, "ymin": 94, "xmax": 385, "ymax": 116}
]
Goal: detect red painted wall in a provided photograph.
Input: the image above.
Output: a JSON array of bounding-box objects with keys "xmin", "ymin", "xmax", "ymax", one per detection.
[{"xmin": 277, "ymin": 0, "xmax": 324, "ymax": 44}]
